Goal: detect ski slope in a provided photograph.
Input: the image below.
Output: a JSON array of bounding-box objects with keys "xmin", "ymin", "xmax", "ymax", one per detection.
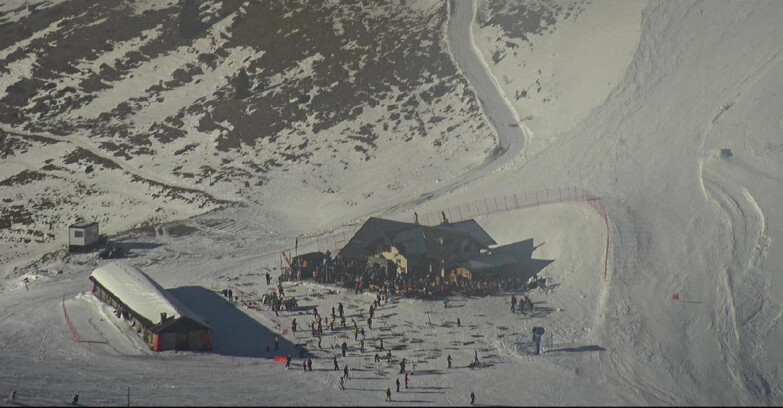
[{"xmin": 3, "ymin": 0, "xmax": 783, "ymax": 406}]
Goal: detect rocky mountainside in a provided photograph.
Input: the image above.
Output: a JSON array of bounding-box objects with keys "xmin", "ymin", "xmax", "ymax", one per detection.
[{"xmin": 0, "ymin": 0, "xmax": 497, "ymax": 268}]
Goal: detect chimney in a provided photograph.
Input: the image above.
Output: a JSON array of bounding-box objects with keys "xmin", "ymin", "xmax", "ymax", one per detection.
[
  {"xmin": 440, "ymin": 211, "xmax": 449, "ymax": 225},
  {"xmin": 414, "ymin": 212, "xmax": 419, "ymax": 225},
  {"xmin": 160, "ymin": 312, "xmax": 167, "ymax": 323}
]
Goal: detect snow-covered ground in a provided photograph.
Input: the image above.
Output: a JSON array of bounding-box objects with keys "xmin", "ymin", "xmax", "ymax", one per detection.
[{"xmin": 2, "ymin": 0, "xmax": 783, "ymax": 406}]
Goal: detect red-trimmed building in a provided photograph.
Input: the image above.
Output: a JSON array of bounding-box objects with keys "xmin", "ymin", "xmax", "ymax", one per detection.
[{"xmin": 89, "ymin": 262, "xmax": 212, "ymax": 352}]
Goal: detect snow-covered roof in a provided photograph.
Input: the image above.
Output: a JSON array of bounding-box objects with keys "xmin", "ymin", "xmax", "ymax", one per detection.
[{"xmin": 89, "ymin": 262, "xmax": 209, "ymax": 329}]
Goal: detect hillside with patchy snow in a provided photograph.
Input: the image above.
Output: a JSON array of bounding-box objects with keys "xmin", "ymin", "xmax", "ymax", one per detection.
[
  {"xmin": 0, "ymin": 0, "xmax": 496, "ymax": 271},
  {"xmin": 3, "ymin": 0, "xmax": 783, "ymax": 406}
]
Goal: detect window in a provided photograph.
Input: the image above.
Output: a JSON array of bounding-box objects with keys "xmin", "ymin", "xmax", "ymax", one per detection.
[{"xmin": 74, "ymin": 230, "xmax": 84, "ymax": 238}]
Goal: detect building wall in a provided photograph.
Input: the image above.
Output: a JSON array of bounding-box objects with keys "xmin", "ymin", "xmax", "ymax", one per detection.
[
  {"xmin": 378, "ymin": 246, "xmax": 408, "ymax": 273},
  {"xmin": 69, "ymin": 224, "xmax": 99, "ymax": 247}
]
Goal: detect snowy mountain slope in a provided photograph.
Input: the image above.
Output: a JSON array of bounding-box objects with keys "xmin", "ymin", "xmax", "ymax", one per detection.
[
  {"xmin": 2, "ymin": 0, "xmax": 783, "ymax": 406},
  {"xmin": 0, "ymin": 0, "xmax": 497, "ymax": 272}
]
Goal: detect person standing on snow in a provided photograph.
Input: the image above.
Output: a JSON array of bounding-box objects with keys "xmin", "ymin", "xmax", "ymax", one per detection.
[
  {"xmin": 396, "ymin": 377, "xmax": 401, "ymax": 392},
  {"xmin": 334, "ymin": 355, "xmax": 339, "ymax": 371},
  {"xmin": 447, "ymin": 354, "xmax": 452, "ymax": 369},
  {"xmin": 343, "ymin": 366, "xmax": 350, "ymax": 379},
  {"xmin": 359, "ymin": 339, "xmax": 365, "ymax": 353},
  {"xmin": 367, "ymin": 316, "xmax": 373, "ymax": 330},
  {"xmin": 354, "ymin": 327, "xmax": 359, "ymax": 341},
  {"xmin": 470, "ymin": 391, "xmax": 476, "ymax": 405},
  {"xmin": 386, "ymin": 387, "xmax": 392, "ymax": 401},
  {"xmin": 72, "ymin": 394, "xmax": 79, "ymax": 405},
  {"xmin": 339, "ymin": 376, "xmax": 345, "ymax": 391},
  {"xmin": 404, "ymin": 373, "xmax": 409, "ymax": 388},
  {"xmin": 341, "ymin": 341, "xmax": 348, "ymax": 357},
  {"xmin": 307, "ymin": 358, "xmax": 312, "ymax": 372},
  {"xmin": 511, "ymin": 294, "xmax": 517, "ymax": 313},
  {"xmin": 291, "ymin": 318, "xmax": 297, "ymax": 333}
]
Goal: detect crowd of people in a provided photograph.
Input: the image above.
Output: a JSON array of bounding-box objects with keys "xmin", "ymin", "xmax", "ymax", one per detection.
[{"xmin": 283, "ymin": 252, "xmax": 532, "ymax": 299}]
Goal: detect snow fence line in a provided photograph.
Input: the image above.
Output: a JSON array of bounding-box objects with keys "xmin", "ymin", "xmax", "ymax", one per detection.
[
  {"xmin": 62, "ymin": 294, "xmax": 81, "ymax": 342},
  {"xmin": 303, "ymin": 187, "xmax": 611, "ymax": 282}
]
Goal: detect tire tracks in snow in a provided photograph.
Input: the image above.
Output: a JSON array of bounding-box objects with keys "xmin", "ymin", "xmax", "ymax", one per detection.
[{"xmin": 695, "ymin": 47, "xmax": 783, "ymax": 404}]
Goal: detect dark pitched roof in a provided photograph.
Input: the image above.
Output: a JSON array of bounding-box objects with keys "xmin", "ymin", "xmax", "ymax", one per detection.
[
  {"xmin": 339, "ymin": 217, "xmax": 422, "ymax": 259},
  {"xmin": 339, "ymin": 217, "xmax": 489, "ymax": 264},
  {"xmin": 459, "ymin": 239, "xmax": 535, "ymax": 273},
  {"xmin": 439, "ymin": 219, "xmax": 496, "ymax": 246}
]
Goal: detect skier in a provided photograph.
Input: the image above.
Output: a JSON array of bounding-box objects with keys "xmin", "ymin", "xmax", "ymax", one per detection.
[
  {"xmin": 444, "ymin": 298, "xmax": 448, "ymax": 308},
  {"xmin": 386, "ymin": 387, "xmax": 392, "ymax": 402},
  {"xmin": 379, "ymin": 338, "xmax": 384, "ymax": 350},
  {"xmin": 361, "ymin": 328, "xmax": 366, "ymax": 338},
  {"xmin": 274, "ymin": 335, "xmax": 280, "ymax": 351},
  {"xmin": 474, "ymin": 350, "xmax": 479, "ymax": 365},
  {"xmin": 511, "ymin": 294, "xmax": 517, "ymax": 313},
  {"xmin": 367, "ymin": 316, "xmax": 373, "ymax": 330},
  {"xmin": 524, "ymin": 295, "xmax": 533, "ymax": 314},
  {"xmin": 72, "ymin": 394, "xmax": 79, "ymax": 405},
  {"xmin": 369, "ymin": 304, "xmax": 374, "ymax": 319},
  {"xmin": 318, "ymin": 335, "xmax": 323, "ymax": 349},
  {"xmin": 303, "ymin": 360, "xmax": 307, "ymax": 372},
  {"xmin": 399, "ymin": 358, "xmax": 406, "ymax": 374},
  {"xmin": 447, "ymin": 354, "xmax": 452, "ymax": 369},
  {"xmin": 359, "ymin": 339, "xmax": 365, "ymax": 353},
  {"xmin": 457, "ymin": 318, "xmax": 461, "ymax": 327},
  {"xmin": 332, "ymin": 306, "xmax": 336, "ymax": 319},
  {"xmin": 396, "ymin": 377, "xmax": 401, "ymax": 392},
  {"xmin": 341, "ymin": 316, "xmax": 346, "ymax": 329},
  {"xmin": 341, "ymin": 341, "xmax": 348, "ymax": 357},
  {"xmin": 338, "ymin": 302, "xmax": 344, "ymax": 318},
  {"xmin": 334, "ymin": 355, "xmax": 339, "ymax": 371},
  {"xmin": 404, "ymin": 373, "xmax": 409, "ymax": 389},
  {"xmin": 519, "ymin": 297, "xmax": 526, "ymax": 315},
  {"xmin": 339, "ymin": 376, "xmax": 345, "ymax": 391},
  {"xmin": 375, "ymin": 353, "xmax": 381, "ymax": 363},
  {"xmin": 470, "ymin": 391, "xmax": 476, "ymax": 405},
  {"xmin": 11, "ymin": 391, "xmax": 16, "ymax": 403},
  {"xmin": 285, "ymin": 355, "xmax": 292, "ymax": 368},
  {"xmin": 329, "ymin": 318, "xmax": 335, "ymax": 331},
  {"xmin": 343, "ymin": 366, "xmax": 350, "ymax": 379},
  {"xmin": 386, "ymin": 350, "xmax": 392, "ymax": 362},
  {"xmin": 291, "ymin": 318, "xmax": 297, "ymax": 333},
  {"xmin": 266, "ymin": 272, "xmax": 271, "ymax": 285},
  {"xmin": 307, "ymin": 358, "xmax": 312, "ymax": 372},
  {"xmin": 354, "ymin": 327, "xmax": 359, "ymax": 341}
]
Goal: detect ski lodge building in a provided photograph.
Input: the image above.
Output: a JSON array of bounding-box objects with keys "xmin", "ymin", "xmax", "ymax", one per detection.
[
  {"xmin": 89, "ymin": 262, "xmax": 213, "ymax": 352},
  {"xmin": 339, "ymin": 215, "xmax": 549, "ymax": 283}
]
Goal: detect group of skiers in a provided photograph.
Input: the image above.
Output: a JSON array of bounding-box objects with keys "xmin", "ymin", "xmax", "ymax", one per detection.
[{"xmin": 510, "ymin": 294, "xmax": 534, "ymax": 315}]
